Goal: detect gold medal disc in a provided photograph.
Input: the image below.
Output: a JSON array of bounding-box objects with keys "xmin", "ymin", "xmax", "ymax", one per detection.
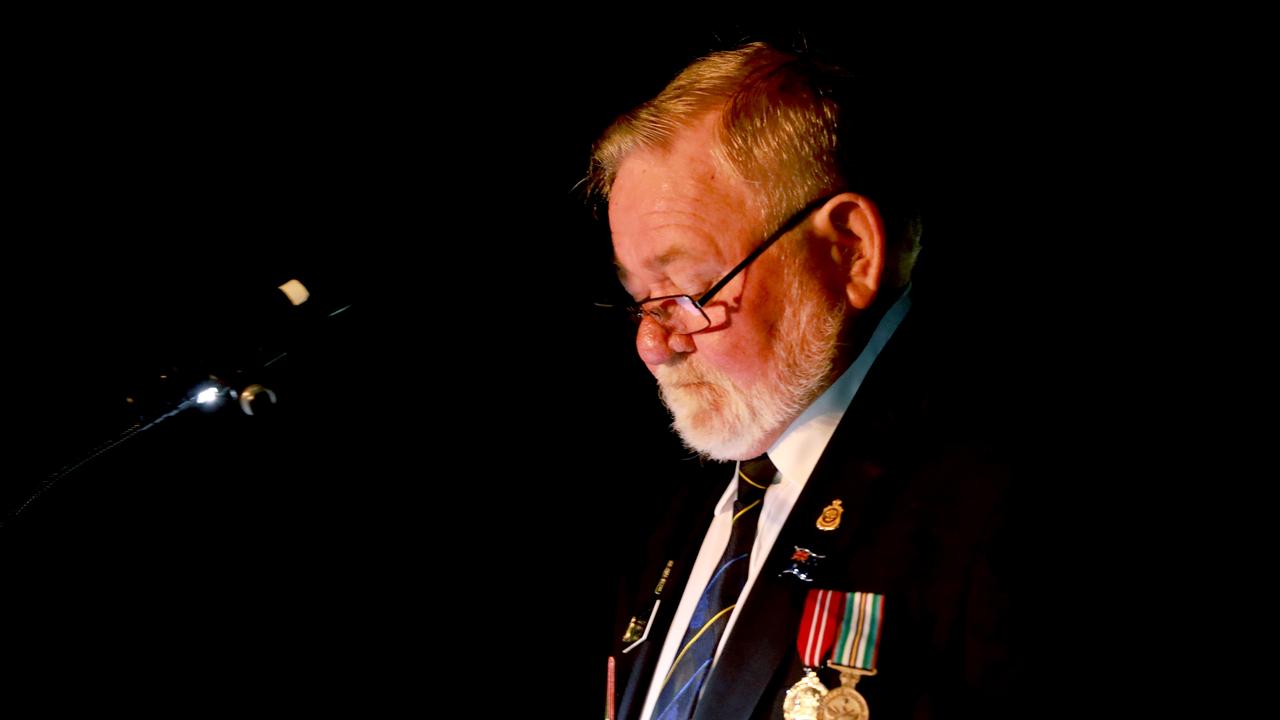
[
  {"xmin": 818, "ymin": 684, "xmax": 869, "ymax": 720},
  {"xmin": 782, "ymin": 670, "xmax": 828, "ymax": 720}
]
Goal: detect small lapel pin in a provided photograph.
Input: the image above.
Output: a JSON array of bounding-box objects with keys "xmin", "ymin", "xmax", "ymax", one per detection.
[
  {"xmin": 816, "ymin": 499, "xmax": 844, "ymax": 531},
  {"xmin": 781, "ymin": 545, "xmax": 827, "ymax": 582},
  {"xmin": 622, "ymin": 616, "xmax": 647, "ymax": 643}
]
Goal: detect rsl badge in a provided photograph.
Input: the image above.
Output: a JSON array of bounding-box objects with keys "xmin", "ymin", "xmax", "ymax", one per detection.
[{"xmin": 816, "ymin": 499, "xmax": 844, "ymax": 531}]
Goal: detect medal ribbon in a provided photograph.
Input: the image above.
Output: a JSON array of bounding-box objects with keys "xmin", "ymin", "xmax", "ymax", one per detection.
[
  {"xmin": 832, "ymin": 591, "xmax": 884, "ymax": 670},
  {"xmin": 797, "ymin": 588, "xmax": 846, "ymax": 668}
]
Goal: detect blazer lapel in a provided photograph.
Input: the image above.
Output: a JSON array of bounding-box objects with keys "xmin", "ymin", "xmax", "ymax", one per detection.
[
  {"xmin": 615, "ymin": 471, "xmax": 727, "ymax": 720},
  {"xmin": 690, "ymin": 448, "xmax": 890, "ymax": 719}
]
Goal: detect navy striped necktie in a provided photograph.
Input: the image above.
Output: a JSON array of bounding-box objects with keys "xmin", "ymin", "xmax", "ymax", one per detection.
[{"xmin": 651, "ymin": 454, "xmax": 777, "ymax": 720}]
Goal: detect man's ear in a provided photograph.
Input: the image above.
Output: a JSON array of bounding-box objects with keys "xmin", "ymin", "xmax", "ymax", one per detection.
[{"xmin": 811, "ymin": 192, "xmax": 886, "ymax": 310}]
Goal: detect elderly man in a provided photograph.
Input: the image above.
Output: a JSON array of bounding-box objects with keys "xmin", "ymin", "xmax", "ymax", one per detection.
[{"xmin": 592, "ymin": 42, "xmax": 1014, "ymax": 719}]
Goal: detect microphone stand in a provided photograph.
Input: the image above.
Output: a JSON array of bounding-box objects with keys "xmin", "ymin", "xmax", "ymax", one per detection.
[{"xmin": 0, "ymin": 280, "xmax": 356, "ymax": 530}]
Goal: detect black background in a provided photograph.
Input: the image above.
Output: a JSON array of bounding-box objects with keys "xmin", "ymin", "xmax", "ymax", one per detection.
[{"xmin": 1, "ymin": 14, "xmax": 1250, "ymax": 717}]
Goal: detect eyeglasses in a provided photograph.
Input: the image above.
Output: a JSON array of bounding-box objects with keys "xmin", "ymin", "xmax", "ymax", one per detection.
[{"xmin": 607, "ymin": 194, "xmax": 835, "ymax": 335}]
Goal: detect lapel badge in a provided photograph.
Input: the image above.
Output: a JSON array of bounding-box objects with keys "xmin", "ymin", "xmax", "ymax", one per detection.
[
  {"xmin": 621, "ymin": 560, "xmax": 674, "ymax": 649},
  {"xmin": 622, "ymin": 616, "xmax": 647, "ymax": 643},
  {"xmin": 780, "ymin": 546, "xmax": 826, "ymax": 582},
  {"xmin": 816, "ymin": 499, "xmax": 844, "ymax": 531}
]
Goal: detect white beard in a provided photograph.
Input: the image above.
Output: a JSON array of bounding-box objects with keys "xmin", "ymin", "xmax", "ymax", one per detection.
[{"xmin": 655, "ymin": 265, "xmax": 845, "ymax": 461}]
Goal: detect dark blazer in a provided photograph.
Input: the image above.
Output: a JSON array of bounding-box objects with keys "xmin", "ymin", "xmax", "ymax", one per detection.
[{"xmin": 611, "ymin": 303, "xmax": 1020, "ymax": 720}]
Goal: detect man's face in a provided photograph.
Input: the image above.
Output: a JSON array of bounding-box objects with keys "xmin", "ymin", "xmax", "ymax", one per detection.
[{"xmin": 609, "ymin": 117, "xmax": 845, "ymax": 461}]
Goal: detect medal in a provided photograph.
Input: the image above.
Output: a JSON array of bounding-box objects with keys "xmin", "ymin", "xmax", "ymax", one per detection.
[
  {"xmin": 783, "ymin": 670, "xmax": 828, "ymax": 720},
  {"xmin": 782, "ymin": 589, "xmax": 845, "ymax": 719},
  {"xmin": 819, "ymin": 592, "xmax": 884, "ymax": 720},
  {"xmin": 818, "ymin": 672, "xmax": 870, "ymax": 720}
]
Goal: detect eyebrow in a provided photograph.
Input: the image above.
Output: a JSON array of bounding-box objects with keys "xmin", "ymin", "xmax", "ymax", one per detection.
[{"xmin": 614, "ymin": 245, "xmax": 692, "ymax": 287}]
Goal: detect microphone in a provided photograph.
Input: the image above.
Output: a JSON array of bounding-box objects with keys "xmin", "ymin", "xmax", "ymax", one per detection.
[{"xmin": 142, "ymin": 269, "xmax": 361, "ymax": 416}]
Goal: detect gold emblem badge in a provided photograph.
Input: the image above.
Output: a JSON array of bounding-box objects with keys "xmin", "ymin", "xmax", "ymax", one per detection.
[
  {"xmin": 782, "ymin": 670, "xmax": 828, "ymax": 720},
  {"xmin": 816, "ymin": 499, "xmax": 844, "ymax": 531}
]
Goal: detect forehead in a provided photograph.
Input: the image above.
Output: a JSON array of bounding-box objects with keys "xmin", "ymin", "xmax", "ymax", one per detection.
[{"xmin": 608, "ymin": 122, "xmax": 758, "ymax": 281}]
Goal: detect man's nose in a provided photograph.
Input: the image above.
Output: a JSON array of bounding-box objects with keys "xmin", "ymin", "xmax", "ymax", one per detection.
[{"xmin": 636, "ymin": 316, "xmax": 696, "ymax": 367}]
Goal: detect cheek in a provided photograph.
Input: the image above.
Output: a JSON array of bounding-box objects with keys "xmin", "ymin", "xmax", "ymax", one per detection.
[
  {"xmin": 700, "ymin": 275, "xmax": 788, "ymax": 377},
  {"xmin": 698, "ymin": 330, "xmax": 773, "ymax": 385},
  {"xmin": 746, "ymin": 266, "xmax": 792, "ymax": 340}
]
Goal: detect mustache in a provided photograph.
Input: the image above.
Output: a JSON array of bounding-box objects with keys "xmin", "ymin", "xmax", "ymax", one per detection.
[
  {"xmin": 655, "ymin": 358, "xmax": 724, "ymax": 406},
  {"xmin": 655, "ymin": 357, "xmax": 724, "ymax": 389}
]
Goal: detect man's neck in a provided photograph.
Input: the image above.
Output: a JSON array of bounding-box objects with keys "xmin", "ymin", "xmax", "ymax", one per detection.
[{"xmin": 832, "ymin": 284, "xmax": 907, "ymax": 381}]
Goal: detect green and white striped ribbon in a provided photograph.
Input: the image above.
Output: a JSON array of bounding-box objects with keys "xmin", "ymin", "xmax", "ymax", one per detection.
[{"xmin": 831, "ymin": 591, "xmax": 884, "ymax": 671}]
